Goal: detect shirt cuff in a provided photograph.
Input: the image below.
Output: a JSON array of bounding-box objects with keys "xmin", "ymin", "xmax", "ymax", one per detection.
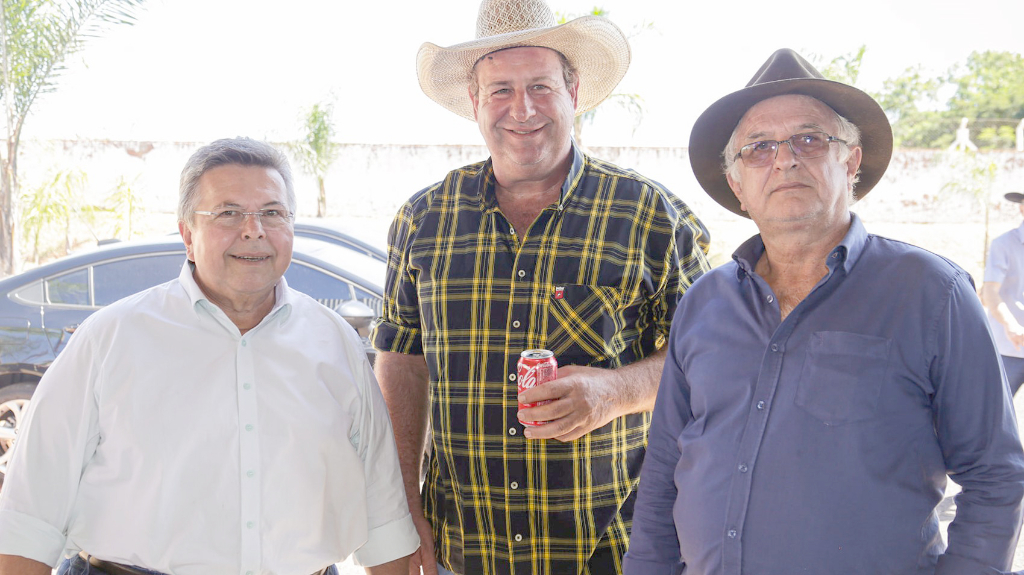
[
  {"xmin": 350, "ymin": 512, "xmax": 420, "ymax": 567},
  {"xmin": 0, "ymin": 509, "xmax": 67, "ymax": 567},
  {"xmin": 621, "ymin": 553, "xmax": 684, "ymax": 575},
  {"xmin": 370, "ymin": 318, "xmax": 423, "ymax": 355}
]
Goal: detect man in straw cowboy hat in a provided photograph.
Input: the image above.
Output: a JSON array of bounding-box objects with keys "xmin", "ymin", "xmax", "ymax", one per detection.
[
  {"xmin": 982, "ymin": 192, "xmax": 1024, "ymax": 400},
  {"xmin": 371, "ymin": 1, "xmax": 710, "ymax": 574},
  {"xmin": 622, "ymin": 48, "xmax": 1024, "ymax": 575}
]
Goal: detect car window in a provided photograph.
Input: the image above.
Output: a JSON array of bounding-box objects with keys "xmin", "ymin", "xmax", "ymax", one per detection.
[
  {"xmin": 285, "ymin": 262, "xmax": 356, "ymax": 310},
  {"xmin": 354, "ymin": 285, "xmax": 382, "ymax": 316},
  {"xmin": 46, "ymin": 269, "xmax": 89, "ymax": 306},
  {"xmin": 93, "ymin": 254, "xmax": 185, "ymax": 306}
]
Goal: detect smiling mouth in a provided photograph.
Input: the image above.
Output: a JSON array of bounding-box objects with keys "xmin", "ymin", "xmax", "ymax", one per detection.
[{"xmin": 233, "ymin": 255, "xmax": 269, "ymax": 262}]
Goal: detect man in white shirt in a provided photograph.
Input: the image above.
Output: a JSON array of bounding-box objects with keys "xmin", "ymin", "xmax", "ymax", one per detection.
[{"xmin": 0, "ymin": 138, "xmax": 419, "ymax": 575}]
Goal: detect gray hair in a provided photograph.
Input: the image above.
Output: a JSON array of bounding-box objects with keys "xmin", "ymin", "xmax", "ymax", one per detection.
[
  {"xmin": 177, "ymin": 137, "xmax": 295, "ymax": 225},
  {"xmin": 722, "ymin": 102, "xmax": 862, "ymax": 190},
  {"xmin": 468, "ymin": 47, "xmax": 579, "ymax": 100}
]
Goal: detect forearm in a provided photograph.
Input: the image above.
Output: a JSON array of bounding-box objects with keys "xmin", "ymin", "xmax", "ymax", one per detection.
[
  {"xmin": 0, "ymin": 554, "xmax": 51, "ymax": 575},
  {"xmin": 981, "ymin": 282, "xmax": 1018, "ymax": 329},
  {"xmin": 365, "ymin": 553, "xmax": 412, "ymax": 575},
  {"xmin": 610, "ymin": 346, "xmax": 668, "ymax": 416},
  {"xmin": 374, "ymin": 351, "xmax": 431, "ymax": 511}
]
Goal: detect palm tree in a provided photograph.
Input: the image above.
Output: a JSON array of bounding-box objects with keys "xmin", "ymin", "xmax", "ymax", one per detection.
[
  {"xmin": 291, "ymin": 101, "xmax": 339, "ymax": 218},
  {"xmin": 0, "ymin": 0, "xmax": 147, "ymax": 275}
]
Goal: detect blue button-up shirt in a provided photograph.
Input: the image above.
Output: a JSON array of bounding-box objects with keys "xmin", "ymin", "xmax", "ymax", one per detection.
[{"xmin": 624, "ymin": 215, "xmax": 1024, "ymax": 575}]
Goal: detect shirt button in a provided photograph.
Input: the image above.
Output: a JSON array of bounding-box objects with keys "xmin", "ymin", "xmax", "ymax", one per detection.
[
  {"xmin": 738, "ymin": 464, "xmax": 748, "ymax": 473},
  {"xmin": 512, "ymin": 320, "xmax": 521, "ymax": 328},
  {"xmin": 247, "ymin": 470, "xmax": 255, "ymax": 478},
  {"xmin": 509, "ymin": 427, "xmax": 517, "ymax": 436},
  {"xmin": 771, "ymin": 343, "xmax": 779, "ymax": 352},
  {"xmin": 756, "ymin": 401, "xmax": 766, "ymax": 410},
  {"xmin": 509, "ymin": 373, "xmax": 516, "ymax": 382},
  {"xmin": 728, "ymin": 529, "xmax": 738, "ymax": 539},
  {"xmin": 510, "ymin": 481, "xmax": 519, "ymax": 489},
  {"xmin": 247, "ymin": 521, "xmax": 255, "ymax": 529},
  {"xmin": 510, "ymin": 226, "xmax": 515, "ymax": 235},
  {"xmin": 241, "ymin": 340, "xmax": 247, "ymax": 347},
  {"xmin": 243, "ymin": 383, "xmax": 251, "ymax": 390},
  {"xmin": 246, "ymin": 571, "xmax": 254, "ymax": 575},
  {"xmin": 514, "ymin": 534, "xmax": 523, "ymax": 542},
  {"xmin": 831, "ymin": 252, "xmax": 839, "ymax": 258},
  {"xmin": 766, "ymin": 295, "xmax": 774, "ymax": 303},
  {"xmin": 517, "ymin": 269, "xmax": 526, "ymax": 278},
  {"xmin": 245, "ymin": 424, "xmax": 254, "ymax": 431}
]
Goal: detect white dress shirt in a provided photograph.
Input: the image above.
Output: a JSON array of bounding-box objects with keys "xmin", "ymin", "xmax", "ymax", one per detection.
[{"xmin": 0, "ymin": 263, "xmax": 418, "ymax": 575}]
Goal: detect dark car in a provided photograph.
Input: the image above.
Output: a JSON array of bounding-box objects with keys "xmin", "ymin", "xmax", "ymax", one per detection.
[{"xmin": 0, "ymin": 233, "xmax": 386, "ymax": 480}]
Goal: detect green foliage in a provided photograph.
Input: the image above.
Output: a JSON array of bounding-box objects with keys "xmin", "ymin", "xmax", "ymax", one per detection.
[
  {"xmin": 19, "ymin": 168, "xmax": 86, "ymax": 263},
  {"xmin": 874, "ymin": 51, "xmax": 1024, "ymax": 149},
  {"xmin": 0, "ymin": 0, "xmax": 147, "ymax": 275},
  {"xmin": 814, "ymin": 44, "xmax": 867, "ymax": 86},
  {"xmin": 105, "ymin": 175, "xmax": 143, "ymax": 239},
  {"xmin": 290, "ymin": 101, "xmax": 339, "ymax": 217}
]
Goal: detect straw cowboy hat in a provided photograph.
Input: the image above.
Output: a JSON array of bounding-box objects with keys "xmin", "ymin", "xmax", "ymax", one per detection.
[
  {"xmin": 689, "ymin": 48, "xmax": 894, "ymax": 217},
  {"xmin": 416, "ymin": 0, "xmax": 631, "ymax": 120}
]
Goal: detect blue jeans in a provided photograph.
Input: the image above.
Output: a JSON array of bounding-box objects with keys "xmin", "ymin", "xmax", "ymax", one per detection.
[
  {"xmin": 57, "ymin": 554, "xmax": 340, "ymax": 575},
  {"xmin": 437, "ymin": 564, "xmax": 460, "ymax": 575}
]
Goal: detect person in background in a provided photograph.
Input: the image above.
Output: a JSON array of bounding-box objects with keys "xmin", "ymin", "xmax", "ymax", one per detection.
[{"xmin": 982, "ymin": 191, "xmax": 1024, "ymax": 398}]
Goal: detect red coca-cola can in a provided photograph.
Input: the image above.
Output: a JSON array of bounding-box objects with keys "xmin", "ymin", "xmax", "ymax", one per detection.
[{"xmin": 517, "ymin": 349, "xmax": 557, "ymax": 426}]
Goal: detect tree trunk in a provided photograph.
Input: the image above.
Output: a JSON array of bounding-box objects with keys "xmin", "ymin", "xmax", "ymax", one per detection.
[
  {"xmin": 317, "ymin": 176, "xmax": 326, "ymax": 218},
  {"xmin": 0, "ymin": 149, "xmax": 16, "ymax": 276}
]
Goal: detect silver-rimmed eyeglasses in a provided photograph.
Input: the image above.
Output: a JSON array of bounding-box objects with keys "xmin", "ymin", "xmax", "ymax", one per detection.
[
  {"xmin": 735, "ymin": 132, "xmax": 847, "ymax": 167},
  {"xmin": 193, "ymin": 208, "xmax": 295, "ymax": 229}
]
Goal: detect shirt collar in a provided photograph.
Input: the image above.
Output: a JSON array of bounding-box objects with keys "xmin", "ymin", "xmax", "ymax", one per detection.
[
  {"xmin": 478, "ymin": 140, "xmax": 586, "ymax": 211},
  {"xmin": 732, "ymin": 213, "xmax": 869, "ymax": 280},
  {"xmin": 177, "ymin": 261, "xmax": 293, "ymax": 327},
  {"xmin": 1013, "ymin": 221, "xmax": 1024, "ymax": 244}
]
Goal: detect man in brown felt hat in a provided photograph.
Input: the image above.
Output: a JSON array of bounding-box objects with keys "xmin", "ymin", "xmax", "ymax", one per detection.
[
  {"xmin": 623, "ymin": 49, "xmax": 1024, "ymax": 575},
  {"xmin": 982, "ymin": 192, "xmax": 1024, "ymax": 400},
  {"xmin": 370, "ymin": 1, "xmax": 711, "ymax": 574}
]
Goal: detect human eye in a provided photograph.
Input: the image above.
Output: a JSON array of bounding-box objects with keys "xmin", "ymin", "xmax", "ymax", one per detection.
[
  {"xmin": 751, "ymin": 141, "xmax": 774, "ymax": 152},
  {"xmin": 261, "ymin": 209, "xmax": 283, "ymax": 218},
  {"xmin": 217, "ymin": 209, "xmax": 241, "ymax": 219}
]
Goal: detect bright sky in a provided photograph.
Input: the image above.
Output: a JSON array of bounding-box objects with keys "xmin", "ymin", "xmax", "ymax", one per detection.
[{"xmin": 24, "ymin": 0, "xmax": 1024, "ymax": 148}]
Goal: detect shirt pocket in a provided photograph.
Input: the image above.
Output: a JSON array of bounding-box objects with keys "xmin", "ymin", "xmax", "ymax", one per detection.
[
  {"xmin": 546, "ymin": 284, "xmax": 625, "ymax": 366},
  {"xmin": 794, "ymin": 331, "xmax": 891, "ymax": 425}
]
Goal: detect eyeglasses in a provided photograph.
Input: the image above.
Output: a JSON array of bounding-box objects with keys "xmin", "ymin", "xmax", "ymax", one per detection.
[
  {"xmin": 193, "ymin": 208, "xmax": 294, "ymax": 229},
  {"xmin": 735, "ymin": 132, "xmax": 847, "ymax": 167}
]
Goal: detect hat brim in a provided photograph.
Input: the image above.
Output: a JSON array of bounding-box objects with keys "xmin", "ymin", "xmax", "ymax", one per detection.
[
  {"xmin": 1006, "ymin": 192, "xmax": 1024, "ymax": 204},
  {"xmin": 417, "ymin": 15, "xmax": 630, "ymax": 120},
  {"xmin": 689, "ymin": 78, "xmax": 894, "ymax": 217}
]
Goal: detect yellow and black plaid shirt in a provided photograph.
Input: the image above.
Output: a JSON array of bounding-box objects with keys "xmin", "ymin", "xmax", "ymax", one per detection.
[{"xmin": 372, "ymin": 145, "xmax": 710, "ymax": 575}]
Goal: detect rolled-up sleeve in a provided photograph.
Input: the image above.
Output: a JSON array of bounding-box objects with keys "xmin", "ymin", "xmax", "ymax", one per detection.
[
  {"xmin": 0, "ymin": 323, "xmax": 102, "ymax": 566},
  {"xmin": 623, "ymin": 308, "xmax": 691, "ymax": 575},
  {"xmin": 372, "ymin": 197, "xmax": 425, "ymax": 355},
  {"xmin": 932, "ymin": 272, "xmax": 1024, "ymax": 573},
  {"xmin": 347, "ymin": 326, "xmax": 419, "ymax": 566}
]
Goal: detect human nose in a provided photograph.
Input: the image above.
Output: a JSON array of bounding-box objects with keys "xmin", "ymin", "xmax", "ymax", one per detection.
[
  {"xmin": 773, "ymin": 138, "xmax": 799, "ymax": 167},
  {"xmin": 509, "ymin": 90, "xmax": 536, "ymax": 122},
  {"xmin": 240, "ymin": 212, "xmax": 265, "ymax": 238}
]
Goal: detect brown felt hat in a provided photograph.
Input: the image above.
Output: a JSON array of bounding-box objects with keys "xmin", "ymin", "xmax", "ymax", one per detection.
[
  {"xmin": 689, "ymin": 48, "xmax": 893, "ymax": 217},
  {"xmin": 416, "ymin": 0, "xmax": 630, "ymax": 120}
]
